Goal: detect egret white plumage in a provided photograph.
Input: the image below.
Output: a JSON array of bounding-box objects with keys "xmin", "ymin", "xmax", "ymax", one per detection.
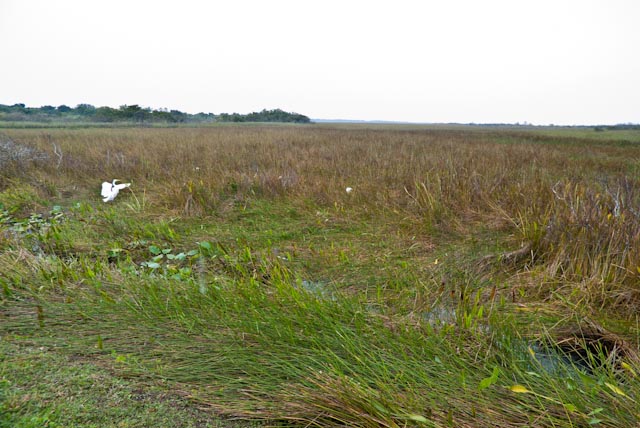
[
  {"xmin": 101, "ymin": 179, "xmax": 131, "ymax": 202},
  {"xmin": 345, "ymin": 187, "xmax": 353, "ymax": 194}
]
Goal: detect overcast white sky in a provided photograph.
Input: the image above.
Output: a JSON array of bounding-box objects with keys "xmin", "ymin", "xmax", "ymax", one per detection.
[{"xmin": 1, "ymin": 0, "xmax": 638, "ymax": 124}]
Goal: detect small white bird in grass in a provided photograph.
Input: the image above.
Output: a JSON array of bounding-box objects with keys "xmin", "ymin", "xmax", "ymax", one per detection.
[
  {"xmin": 101, "ymin": 179, "xmax": 131, "ymax": 202},
  {"xmin": 345, "ymin": 187, "xmax": 353, "ymax": 194}
]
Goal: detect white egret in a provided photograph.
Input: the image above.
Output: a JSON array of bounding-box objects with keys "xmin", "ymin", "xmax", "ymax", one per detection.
[
  {"xmin": 101, "ymin": 179, "xmax": 131, "ymax": 202},
  {"xmin": 345, "ymin": 187, "xmax": 353, "ymax": 194}
]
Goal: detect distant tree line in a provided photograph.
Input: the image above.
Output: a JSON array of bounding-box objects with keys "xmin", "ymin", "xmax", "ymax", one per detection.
[
  {"xmin": 0, "ymin": 104, "xmax": 311, "ymax": 124},
  {"xmin": 0, "ymin": 103, "xmax": 214, "ymax": 124},
  {"xmin": 593, "ymin": 124, "xmax": 640, "ymax": 131},
  {"xmin": 217, "ymin": 109, "xmax": 311, "ymax": 123}
]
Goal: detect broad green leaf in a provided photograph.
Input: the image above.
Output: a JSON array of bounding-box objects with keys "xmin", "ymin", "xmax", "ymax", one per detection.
[
  {"xmin": 479, "ymin": 366, "xmax": 500, "ymax": 391},
  {"xmin": 199, "ymin": 241, "xmax": 212, "ymax": 251},
  {"xmin": 564, "ymin": 403, "xmax": 577, "ymax": 412}
]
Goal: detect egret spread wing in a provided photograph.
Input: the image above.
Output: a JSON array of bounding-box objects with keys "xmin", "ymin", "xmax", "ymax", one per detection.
[
  {"xmin": 101, "ymin": 182, "xmax": 113, "ymax": 198},
  {"xmin": 114, "ymin": 183, "xmax": 131, "ymax": 190},
  {"xmin": 101, "ymin": 180, "xmax": 131, "ymax": 202}
]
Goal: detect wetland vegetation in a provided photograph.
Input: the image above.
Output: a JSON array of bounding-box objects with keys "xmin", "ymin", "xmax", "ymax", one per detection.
[{"xmin": 1, "ymin": 125, "xmax": 639, "ymax": 427}]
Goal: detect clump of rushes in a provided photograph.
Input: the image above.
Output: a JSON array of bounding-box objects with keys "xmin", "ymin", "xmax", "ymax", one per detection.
[{"xmin": 514, "ymin": 178, "xmax": 640, "ymax": 308}]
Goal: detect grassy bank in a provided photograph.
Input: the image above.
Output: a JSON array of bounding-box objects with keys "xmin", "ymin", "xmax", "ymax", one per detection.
[{"xmin": 1, "ymin": 125, "xmax": 639, "ymax": 427}]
